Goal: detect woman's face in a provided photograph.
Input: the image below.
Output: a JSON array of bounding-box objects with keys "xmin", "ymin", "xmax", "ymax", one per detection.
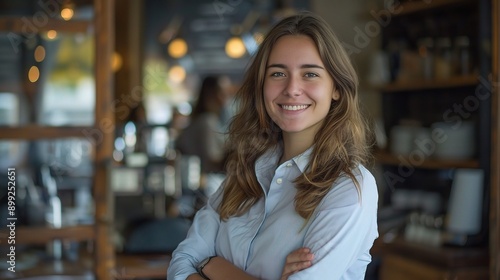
[{"xmin": 263, "ymin": 35, "xmax": 339, "ymax": 139}]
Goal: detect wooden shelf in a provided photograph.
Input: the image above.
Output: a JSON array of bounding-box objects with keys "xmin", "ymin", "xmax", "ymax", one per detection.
[
  {"xmin": 392, "ymin": 0, "xmax": 473, "ymax": 17},
  {"xmin": 379, "ymin": 75, "xmax": 478, "ymax": 93},
  {"xmin": 0, "ymin": 125, "xmax": 96, "ymax": 140},
  {"xmin": 380, "ymin": 252, "xmax": 489, "ymax": 280},
  {"xmin": 0, "ymin": 256, "xmax": 93, "ymax": 280},
  {"xmin": 374, "ymin": 149, "xmax": 480, "ymax": 169},
  {"xmin": 0, "ymin": 252, "xmax": 170, "ymax": 280},
  {"xmin": 384, "ymin": 237, "xmax": 489, "ymax": 268},
  {"xmin": 0, "ymin": 17, "xmax": 92, "ymax": 33},
  {"xmin": 0, "ymin": 225, "xmax": 95, "ymax": 245}
]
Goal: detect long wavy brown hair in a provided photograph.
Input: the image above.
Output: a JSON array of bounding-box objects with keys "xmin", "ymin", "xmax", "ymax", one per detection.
[{"xmin": 219, "ymin": 12, "xmax": 372, "ymax": 221}]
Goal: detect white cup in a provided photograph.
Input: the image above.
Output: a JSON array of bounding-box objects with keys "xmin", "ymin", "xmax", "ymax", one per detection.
[{"xmin": 447, "ymin": 168, "xmax": 484, "ymax": 235}]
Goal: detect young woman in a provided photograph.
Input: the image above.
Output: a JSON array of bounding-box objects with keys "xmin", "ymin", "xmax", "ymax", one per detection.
[{"xmin": 167, "ymin": 11, "xmax": 378, "ymax": 280}]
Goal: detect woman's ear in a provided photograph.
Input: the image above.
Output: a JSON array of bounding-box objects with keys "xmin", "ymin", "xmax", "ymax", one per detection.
[{"xmin": 332, "ymin": 89, "xmax": 340, "ymax": 101}]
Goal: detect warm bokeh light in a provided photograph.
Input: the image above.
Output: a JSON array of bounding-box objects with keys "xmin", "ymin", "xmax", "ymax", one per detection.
[
  {"xmin": 225, "ymin": 37, "xmax": 246, "ymax": 59},
  {"xmin": 60, "ymin": 7, "xmax": 74, "ymax": 21},
  {"xmin": 45, "ymin": 30, "xmax": 58, "ymax": 40},
  {"xmin": 168, "ymin": 65, "xmax": 186, "ymax": 84},
  {"xmin": 112, "ymin": 52, "xmax": 122, "ymax": 72},
  {"xmin": 168, "ymin": 38, "xmax": 188, "ymax": 58},
  {"xmin": 28, "ymin": 66, "xmax": 40, "ymax": 83},
  {"xmin": 34, "ymin": 45, "xmax": 46, "ymax": 62}
]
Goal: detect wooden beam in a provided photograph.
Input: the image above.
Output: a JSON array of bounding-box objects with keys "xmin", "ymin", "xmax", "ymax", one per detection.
[
  {"xmin": 113, "ymin": 0, "xmax": 144, "ymax": 127},
  {"xmin": 0, "ymin": 125, "xmax": 97, "ymax": 140},
  {"xmin": 93, "ymin": 0, "xmax": 115, "ymax": 279},
  {"xmin": 0, "ymin": 17, "xmax": 91, "ymax": 33},
  {"xmin": 0, "ymin": 225, "xmax": 94, "ymax": 245},
  {"xmin": 491, "ymin": 0, "xmax": 500, "ymax": 279}
]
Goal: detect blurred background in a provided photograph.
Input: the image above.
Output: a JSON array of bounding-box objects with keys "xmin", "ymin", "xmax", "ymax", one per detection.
[{"xmin": 0, "ymin": 0, "xmax": 499, "ymax": 279}]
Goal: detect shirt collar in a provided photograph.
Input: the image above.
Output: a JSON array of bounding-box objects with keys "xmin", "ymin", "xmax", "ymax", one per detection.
[
  {"xmin": 292, "ymin": 146, "xmax": 313, "ymax": 173},
  {"xmin": 255, "ymin": 144, "xmax": 313, "ymax": 173},
  {"xmin": 255, "ymin": 145, "xmax": 280, "ymax": 173}
]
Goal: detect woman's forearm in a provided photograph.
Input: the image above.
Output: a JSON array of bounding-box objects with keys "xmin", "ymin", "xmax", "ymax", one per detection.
[
  {"xmin": 203, "ymin": 256, "xmax": 259, "ymax": 280},
  {"xmin": 200, "ymin": 248, "xmax": 313, "ymax": 280},
  {"xmin": 187, "ymin": 273, "xmax": 206, "ymax": 280}
]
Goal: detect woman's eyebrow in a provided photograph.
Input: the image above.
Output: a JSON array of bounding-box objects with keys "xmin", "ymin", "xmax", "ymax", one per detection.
[
  {"xmin": 266, "ymin": 63, "xmax": 325, "ymax": 69},
  {"xmin": 267, "ymin": 63, "xmax": 286, "ymax": 69},
  {"xmin": 301, "ymin": 64, "xmax": 324, "ymax": 69}
]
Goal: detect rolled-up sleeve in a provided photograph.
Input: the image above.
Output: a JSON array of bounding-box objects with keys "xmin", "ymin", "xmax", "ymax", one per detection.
[
  {"xmin": 289, "ymin": 168, "xmax": 379, "ymax": 280},
  {"xmin": 167, "ymin": 188, "xmax": 223, "ymax": 280}
]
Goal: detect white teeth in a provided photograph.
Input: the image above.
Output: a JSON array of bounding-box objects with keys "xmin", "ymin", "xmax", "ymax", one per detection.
[{"xmin": 282, "ymin": 105, "xmax": 309, "ymax": 111}]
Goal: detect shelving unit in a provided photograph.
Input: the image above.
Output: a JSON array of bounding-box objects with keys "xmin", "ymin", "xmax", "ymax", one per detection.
[
  {"xmin": 374, "ymin": 148, "xmax": 480, "ymax": 169},
  {"xmin": 379, "ymin": 74, "xmax": 478, "ymax": 92},
  {"xmin": 374, "ymin": 0, "xmax": 498, "ymax": 279},
  {"xmin": 392, "ymin": 0, "xmax": 472, "ymax": 16},
  {"xmin": 0, "ymin": 0, "xmax": 115, "ymax": 279}
]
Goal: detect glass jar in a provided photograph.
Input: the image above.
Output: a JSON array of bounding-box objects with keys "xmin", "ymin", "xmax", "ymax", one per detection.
[
  {"xmin": 454, "ymin": 36, "xmax": 471, "ymax": 76},
  {"xmin": 418, "ymin": 37, "xmax": 434, "ymax": 80},
  {"xmin": 434, "ymin": 37, "xmax": 453, "ymax": 79}
]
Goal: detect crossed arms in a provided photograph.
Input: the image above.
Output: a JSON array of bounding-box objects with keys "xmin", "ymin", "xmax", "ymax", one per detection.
[{"xmin": 186, "ymin": 247, "xmax": 314, "ymax": 280}]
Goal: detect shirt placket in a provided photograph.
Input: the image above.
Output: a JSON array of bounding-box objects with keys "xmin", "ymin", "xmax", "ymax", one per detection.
[{"xmin": 244, "ymin": 162, "xmax": 290, "ymax": 270}]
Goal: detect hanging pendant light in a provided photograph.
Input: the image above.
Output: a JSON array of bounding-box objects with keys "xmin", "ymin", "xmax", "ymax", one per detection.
[
  {"xmin": 225, "ymin": 36, "xmax": 246, "ymax": 59},
  {"xmin": 168, "ymin": 38, "xmax": 188, "ymax": 59}
]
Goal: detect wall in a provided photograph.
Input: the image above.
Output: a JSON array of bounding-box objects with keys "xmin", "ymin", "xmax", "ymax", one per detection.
[{"xmin": 311, "ymin": 0, "xmax": 383, "ymax": 120}]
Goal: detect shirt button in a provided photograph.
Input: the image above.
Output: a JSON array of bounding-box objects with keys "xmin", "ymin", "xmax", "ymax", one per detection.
[
  {"xmin": 276, "ymin": 178, "xmax": 283, "ymax": 184},
  {"xmin": 286, "ymin": 163, "xmax": 293, "ymax": 167}
]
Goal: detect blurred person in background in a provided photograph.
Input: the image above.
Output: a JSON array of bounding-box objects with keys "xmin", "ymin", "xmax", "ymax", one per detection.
[
  {"xmin": 176, "ymin": 75, "xmax": 228, "ymax": 175},
  {"xmin": 176, "ymin": 76, "xmax": 230, "ymax": 209}
]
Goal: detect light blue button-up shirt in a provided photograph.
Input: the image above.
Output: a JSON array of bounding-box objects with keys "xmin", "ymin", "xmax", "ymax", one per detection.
[{"xmin": 167, "ymin": 146, "xmax": 378, "ymax": 280}]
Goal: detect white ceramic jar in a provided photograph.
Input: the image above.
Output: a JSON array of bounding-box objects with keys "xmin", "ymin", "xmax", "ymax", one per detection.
[{"xmin": 431, "ymin": 121, "xmax": 475, "ymax": 160}]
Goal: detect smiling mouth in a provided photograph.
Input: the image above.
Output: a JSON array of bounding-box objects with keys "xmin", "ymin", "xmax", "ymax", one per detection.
[{"xmin": 280, "ymin": 104, "xmax": 310, "ymax": 111}]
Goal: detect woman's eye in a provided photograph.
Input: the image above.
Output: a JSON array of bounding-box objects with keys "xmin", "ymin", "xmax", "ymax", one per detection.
[
  {"xmin": 305, "ymin": 72, "xmax": 319, "ymax": 78},
  {"xmin": 271, "ymin": 72, "xmax": 285, "ymax": 77}
]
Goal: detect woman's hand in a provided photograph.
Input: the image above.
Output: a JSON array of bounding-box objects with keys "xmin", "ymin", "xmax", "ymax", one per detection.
[{"xmin": 280, "ymin": 247, "xmax": 314, "ymax": 280}]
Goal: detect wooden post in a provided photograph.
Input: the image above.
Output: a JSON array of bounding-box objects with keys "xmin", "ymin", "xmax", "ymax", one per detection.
[
  {"xmin": 492, "ymin": 0, "xmax": 500, "ymax": 279},
  {"xmin": 114, "ymin": 0, "xmax": 144, "ymax": 127},
  {"xmin": 94, "ymin": 0, "xmax": 115, "ymax": 279}
]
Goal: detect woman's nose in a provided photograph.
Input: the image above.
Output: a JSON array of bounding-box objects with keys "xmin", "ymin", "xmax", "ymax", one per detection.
[{"xmin": 284, "ymin": 76, "xmax": 302, "ymax": 96}]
